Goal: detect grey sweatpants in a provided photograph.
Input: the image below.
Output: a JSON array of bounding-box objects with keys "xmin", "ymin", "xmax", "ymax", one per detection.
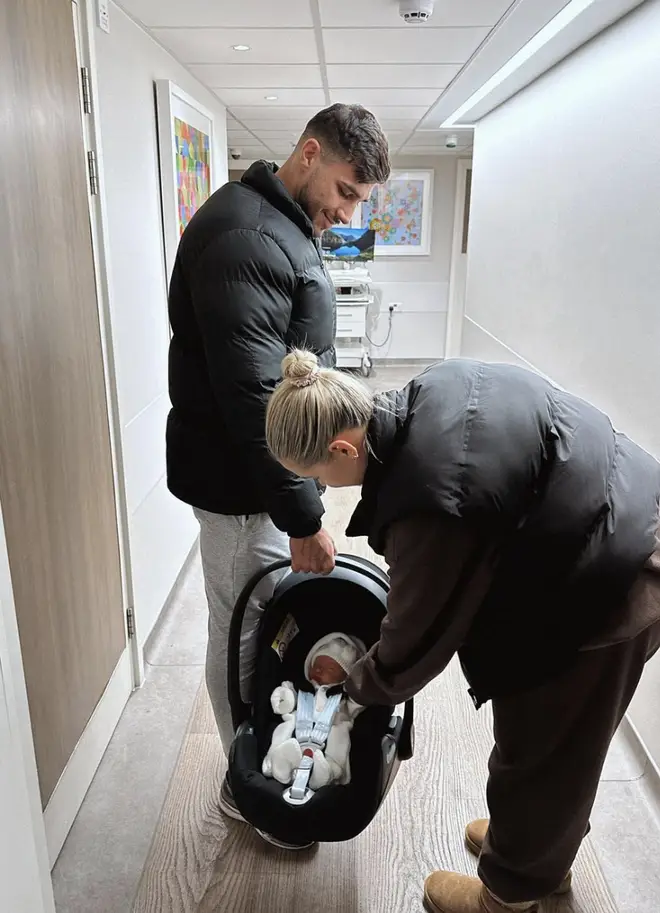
[{"xmin": 194, "ymin": 508, "xmax": 289, "ymax": 757}]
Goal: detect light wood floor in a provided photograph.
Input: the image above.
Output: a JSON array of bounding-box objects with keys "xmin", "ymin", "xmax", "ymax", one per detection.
[{"xmin": 132, "ymin": 487, "xmax": 618, "ymax": 913}]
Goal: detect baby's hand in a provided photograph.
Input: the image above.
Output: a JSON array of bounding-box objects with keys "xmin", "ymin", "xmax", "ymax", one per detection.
[{"xmin": 271, "ymin": 682, "xmax": 297, "ymax": 716}]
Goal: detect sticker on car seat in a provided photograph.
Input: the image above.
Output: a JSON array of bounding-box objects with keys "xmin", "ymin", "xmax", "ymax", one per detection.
[{"xmin": 271, "ymin": 614, "xmax": 299, "ymax": 661}]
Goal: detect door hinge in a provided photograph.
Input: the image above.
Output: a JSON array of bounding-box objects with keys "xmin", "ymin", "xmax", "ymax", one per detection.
[
  {"xmin": 126, "ymin": 607, "xmax": 135, "ymax": 639},
  {"xmin": 80, "ymin": 66, "xmax": 92, "ymax": 115},
  {"xmin": 87, "ymin": 149, "xmax": 99, "ymax": 195}
]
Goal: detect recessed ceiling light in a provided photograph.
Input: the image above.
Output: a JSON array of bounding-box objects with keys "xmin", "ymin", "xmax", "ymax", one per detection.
[
  {"xmin": 265, "ymin": 95, "xmax": 278, "ymax": 101},
  {"xmin": 231, "ymin": 44, "xmax": 250, "ymax": 52}
]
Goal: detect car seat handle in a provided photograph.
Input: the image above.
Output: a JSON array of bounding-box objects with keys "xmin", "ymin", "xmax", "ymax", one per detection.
[
  {"xmin": 228, "ymin": 558, "xmax": 292, "ymax": 730},
  {"xmin": 227, "ymin": 555, "xmax": 390, "ymax": 730}
]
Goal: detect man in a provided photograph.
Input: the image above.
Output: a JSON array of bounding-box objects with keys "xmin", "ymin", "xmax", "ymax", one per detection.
[{"xmin": 166, "ymin": 104, "xmax": 390, "ymax": 832}]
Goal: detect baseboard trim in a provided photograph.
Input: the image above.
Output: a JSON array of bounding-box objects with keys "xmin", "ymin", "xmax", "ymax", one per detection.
[
  {"xmin": 143, "ymin": 537, "xmax": 200, "ymax": 662},
  {"xmin": 373, "ymin": 357, "xmax": 441, "ymax": 367},
  {"xmin": 621, "ymin": 713, "xmax": 660, "ymax": 823},
  {"xmin": 44, "ymin": 648, "xmax": 133, "ymax": 868}
]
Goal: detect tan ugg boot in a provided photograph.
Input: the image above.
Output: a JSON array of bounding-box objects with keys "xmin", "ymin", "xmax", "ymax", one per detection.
[
  {"xmin": 465, "ymin": 819, "xmax": 573, "ymax": 895},
  {"xmin": 423, "ymin": 871, "xmax": 538, "ymax": 913}
]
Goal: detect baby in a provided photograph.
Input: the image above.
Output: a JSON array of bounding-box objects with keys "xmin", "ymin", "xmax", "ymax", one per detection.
[{"xmin": 262, "ymin": 633, "xmax": 365, "ymax": 790}]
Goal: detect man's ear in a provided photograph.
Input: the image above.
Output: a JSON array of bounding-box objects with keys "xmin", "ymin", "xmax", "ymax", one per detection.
[{"xmin": 300, "ymin": 137, "xmax": 321, "ymax": 168}]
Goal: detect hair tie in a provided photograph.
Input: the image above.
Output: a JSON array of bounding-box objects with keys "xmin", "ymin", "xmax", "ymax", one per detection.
[{"xmin": 290, "ymin": 369, "xmax": 320, "ymax": 388}]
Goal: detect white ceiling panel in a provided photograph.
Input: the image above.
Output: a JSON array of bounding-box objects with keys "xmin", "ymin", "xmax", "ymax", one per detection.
[
  {"xmin": 319, "ymin": 0, "xmax": 514, "ymax": 28},
  {"xmin": 119, "ymin": 0, "xmax": 314, "ymax": 28},
  {"xmin": 230, "ymin": 146, "xmax": 272, "ymax": 157},
  {"xmin": 150, "ymin": 28, "xmax": 318, "ymax": 64},
  {"xmin": 323, "ymin": 27, "xmax": 490, "ymax": 64},
  {"xmin": 374, "ymin": 119, "xmax": 425, "ymax": 130},
  {"xmin": 360, "ymin": 105, "xmax": 429, "ymax": 120},
  {"xmin": 226, "ymin": 128, "xmax": 261, "ymax": 140},
  {"xmin": 244, "ymin": 130, "xmax": 301, "ymax": 140},
  {"xmin": 397, "ymin": 147, "xmax": 464, "ymax": 156},
  {"xmin": 326, "ymin": 64, "xmax": 461, "ymax": 89},
  {"xmin": 230, "ymin": 106, "xmax": 319, "ymax": 121},
  {"xmin": 404, "ymin": 139, "xmax": 472, "ymax": 150},
  {"xmin": 267, "ymin": 144, "xmax": 299, "ymax": 155},
  {"xmin": 132, "ymin": 1, "xmax": 561, "ymax": 163},
  {"xmin": 218, "ymin": 88, "xmax": 327, "ymax": 106},
  {"xmin": 330, "ymin": 87, "xmax": 440, "ymax": 107},
  {"xmin": 412, "ymin": 128, "xmax": 475, "ymax": 140},
  {"xmin": 188, "ymin": 64, "xmax": 324, "ymax": 88},
  {"xmin": 232, "ymin": 119, "xmax": 313, "ymax": 132}
]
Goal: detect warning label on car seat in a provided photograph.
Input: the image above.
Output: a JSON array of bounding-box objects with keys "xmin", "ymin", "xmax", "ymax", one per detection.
[{"xmin": 271, "ymin": 614, "xmax": 299, "ymax": 661}]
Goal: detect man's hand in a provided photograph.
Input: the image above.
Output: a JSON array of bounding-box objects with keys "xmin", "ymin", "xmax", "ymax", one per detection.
[{"xmin": 289, "ymin": 528, "xmax": 336, "ymax": 575}]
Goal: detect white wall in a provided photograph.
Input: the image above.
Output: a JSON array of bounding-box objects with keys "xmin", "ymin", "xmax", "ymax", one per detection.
[
  {"xmin": 95, "ymin": 3, "xmax": 228, "ymax": 644},
  {"xmin": 367, "ymin": 156, "xmax": 459, "ymax": 361},
  {"xmin": 0, "ymin": 508, "xmax": 56, "ymax": 913},
  {"xmin": 462, "ymin": 1, "xmax": 660, "ymax": 769}
]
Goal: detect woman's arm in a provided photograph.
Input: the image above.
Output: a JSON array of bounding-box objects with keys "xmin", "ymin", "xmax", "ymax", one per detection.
[{"xmin": 346, "ymin": 514, "xmax": 497, "ymax": 705}]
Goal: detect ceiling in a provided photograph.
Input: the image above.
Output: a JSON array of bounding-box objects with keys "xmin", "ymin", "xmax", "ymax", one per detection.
[{"xmin": 117, "ymin": 0, "xmax": 566, "ymax": 162}]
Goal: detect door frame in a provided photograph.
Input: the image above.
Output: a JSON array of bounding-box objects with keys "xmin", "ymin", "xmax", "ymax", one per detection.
[
  {"xmin": 0, "ymin": 505, "xmax": 56, "ymax": 913},
  {"xmin": 74, "ymin": 0, "xmax": 143, "ymax": 683},
  {"xmin": 445, "ymin": 157, "xmax": 473, "ymax": 359},
  {"xmin": 34, "ymin": 0, "xmax": 138, "ymax": 868}
]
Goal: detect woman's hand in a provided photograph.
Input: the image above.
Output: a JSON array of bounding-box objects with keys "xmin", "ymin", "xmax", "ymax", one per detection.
[{"xmin": 289, "ymin": 528, "xmax": 336, "ymax": 575}]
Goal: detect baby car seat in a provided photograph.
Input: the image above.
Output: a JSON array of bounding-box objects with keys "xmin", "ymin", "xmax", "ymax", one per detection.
[{"xmin": 227, "ymin": 555, "xmax": 414, "ymax": 846}]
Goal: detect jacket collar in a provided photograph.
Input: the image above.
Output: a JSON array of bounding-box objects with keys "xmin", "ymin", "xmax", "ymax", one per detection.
[
  {"xmin": 241, "ymin": 161, "xmax": 315, "ymax": 239},
  {"xmin": 346, "ymin": 389, "xmax": 411, "ymax": 540}
]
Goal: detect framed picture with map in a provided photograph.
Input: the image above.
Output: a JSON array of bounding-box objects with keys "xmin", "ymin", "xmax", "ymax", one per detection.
[
  {"xmin": 155, "ymin": 80, "xmax": 216, "ymax": 280},
  {"xmin": 355, "ymin": 170, "xmax": 434, "ymax": 257}
]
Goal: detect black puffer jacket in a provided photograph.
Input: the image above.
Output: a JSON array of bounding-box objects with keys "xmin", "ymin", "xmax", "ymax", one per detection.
[
  {"xmin": 167, "ymin": 162, "xmax": 336, "ymax": 537},
  {"xmin": 348, "ymin": 359, "xmax": 660, "ymax": 701}
]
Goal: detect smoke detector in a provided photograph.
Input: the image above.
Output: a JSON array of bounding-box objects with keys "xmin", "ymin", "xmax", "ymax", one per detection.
[{"xmin": 399, "ymin": 0, "xmax": 435, "ymax": 23}]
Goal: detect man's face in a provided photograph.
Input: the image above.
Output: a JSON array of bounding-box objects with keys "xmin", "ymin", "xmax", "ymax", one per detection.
[{"xmin": 295, "ymin": 140, "xmax": 374, "ymax": 236}]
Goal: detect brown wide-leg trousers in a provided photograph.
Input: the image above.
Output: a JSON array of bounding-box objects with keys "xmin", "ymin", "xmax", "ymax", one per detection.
[{"xmin": 478, "ymin": 619, "xmax": 660, "ymax": 904}]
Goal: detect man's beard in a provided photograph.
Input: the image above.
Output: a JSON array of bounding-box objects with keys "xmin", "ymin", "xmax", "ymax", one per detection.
[{"xmin": 295, "ymin": 184, "xmax": 322, "ymax": 235}]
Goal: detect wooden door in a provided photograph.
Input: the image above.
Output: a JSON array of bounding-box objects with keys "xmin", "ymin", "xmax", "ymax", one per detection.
[{"xmin": 0, "ymin": 0, "xmax": 126, "ymax": 806}]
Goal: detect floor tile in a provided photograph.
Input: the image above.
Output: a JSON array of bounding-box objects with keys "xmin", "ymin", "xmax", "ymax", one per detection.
[
  {"xmin": 52, "ymin": 664, "xmax": 203, "ymax": 913},
  {"xmin": 591, "ymin": 779, "xmax": 660, "ymax": 913},
  {"xmin": 601, "ymin": 727, "xmax": 647, "ymax": 782},
  {"xmin": 145, "ymin": 552, "xmax": 207, "ymax": 667}
]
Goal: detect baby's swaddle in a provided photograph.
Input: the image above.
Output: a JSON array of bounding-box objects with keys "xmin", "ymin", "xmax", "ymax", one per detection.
[{"xmin": 262, "ymin": 633, "xmax": 365, "ymax": 790}]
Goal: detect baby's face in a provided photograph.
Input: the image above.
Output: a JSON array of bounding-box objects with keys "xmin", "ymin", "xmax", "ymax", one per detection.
[{"xmin": 309, "ymin": 655, "xmax": 346, "ymax": 686}]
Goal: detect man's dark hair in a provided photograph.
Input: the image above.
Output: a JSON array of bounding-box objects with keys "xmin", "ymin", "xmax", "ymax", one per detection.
[{"xmin": 302, "ymin": 103, "xmax": 391, "ymax": 184}]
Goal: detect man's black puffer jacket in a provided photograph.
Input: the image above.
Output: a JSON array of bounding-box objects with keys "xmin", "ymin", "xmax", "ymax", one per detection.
[{"xmin": 166, "ymin": 161, "xmax": 336, "ymax": 538}]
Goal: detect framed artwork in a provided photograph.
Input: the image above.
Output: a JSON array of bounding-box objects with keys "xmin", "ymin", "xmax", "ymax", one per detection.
[
  {"xmin": 355, "ymin": 170, "xmax": 434, "ymax": 256},
  {"xmin": 155, "ymin": 80, "xmax": 216, "ymax": 279}
]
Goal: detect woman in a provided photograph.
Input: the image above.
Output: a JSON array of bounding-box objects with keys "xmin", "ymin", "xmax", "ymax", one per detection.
[{"xmin": 265, "ymin": 350, "xmax": 660, "ymax": 913}]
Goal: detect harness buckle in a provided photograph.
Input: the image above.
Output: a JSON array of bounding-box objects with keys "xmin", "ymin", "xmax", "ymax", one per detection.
[{"xmin": 283, "ymin": 752, "xmax": 315, "ymax": 806}]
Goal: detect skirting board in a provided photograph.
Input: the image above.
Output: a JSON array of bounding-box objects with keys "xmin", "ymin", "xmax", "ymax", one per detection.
[
  {"xmin": 373, "ymin": 357, "xmax": 443, "ymax": 367},
  {"xmin": 43, "ymin": 648, "xmax": 133, "ymax": 868},
  {"xmin": 143, "ymin": 536, "xmax": 200, "ymax": 664},
  {"xmin": 620, "ymin": 714, "xmax": 660, "ymax": 824}
]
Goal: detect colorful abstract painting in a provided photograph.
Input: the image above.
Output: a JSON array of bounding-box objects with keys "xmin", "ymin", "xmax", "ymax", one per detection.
[
  {"xmin": 174, "ymin": 117, "xmax": 211, "ymax": 236},
  {"xmin": 360, "ymin": 174, "xmax": 431, "ymax": 254}
]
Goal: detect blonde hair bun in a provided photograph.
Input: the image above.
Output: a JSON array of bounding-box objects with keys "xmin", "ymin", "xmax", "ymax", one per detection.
[{"xmin": 282, "ymin": 349, "xmax": 320, "ymax": 388}]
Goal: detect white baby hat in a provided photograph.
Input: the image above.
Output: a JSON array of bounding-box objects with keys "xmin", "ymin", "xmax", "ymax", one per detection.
[{"xmin": 304, "ymin": 632, "xmax": 367, "ymax": 683}]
